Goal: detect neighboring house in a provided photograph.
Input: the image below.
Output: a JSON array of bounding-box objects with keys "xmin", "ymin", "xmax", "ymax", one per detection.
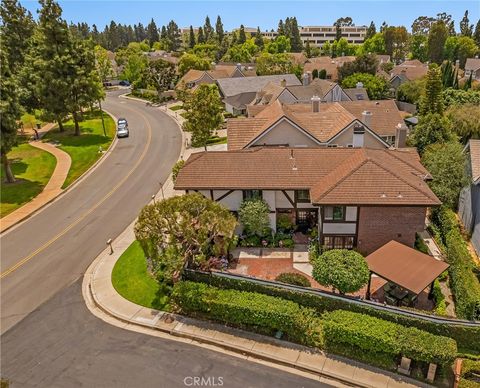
[
  {"xmin": 251, "ymin": 77, "xmax": 368, "ymax": 106},
  {"xmin": 459, "ymin": 139, "xmax": 480, "ymax": 256},
  {"xmin": 177, "ymin": 64, "xmax": 248, "ymax": 91},
  {"xmin": 390, "ymin": 60, "xmax": 428, "ymax": 89},
  {"xmin": 174, "ymin": 147, "xmax": 439, "ymax": 254},
  {"xmin": 303, "ymin": 56, "xmax": 356, "ymax": 81},
  {"xmin": 145, "ymin": 50, "xmax": 180, "ymax": 66},
  {"xmin": 232, "ymin": 98, "xmax": 406, "ymax": 150},
  {"xmin": 217, "ymin": 74, "xmax": 301, "ymax": 115},
  {"xmin": 465, "ymin": 58, "xmax": 480, "ymax": 81}
]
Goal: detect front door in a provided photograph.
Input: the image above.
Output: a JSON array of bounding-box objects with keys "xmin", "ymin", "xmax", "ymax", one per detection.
[{"xmin": 296, "ymin": 209, "xmax": 318, "ymax": 233}]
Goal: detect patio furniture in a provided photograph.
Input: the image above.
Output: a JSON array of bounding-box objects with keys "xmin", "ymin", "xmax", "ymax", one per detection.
[{"xmin": 384, "ymin": 294, "xmax": 397, "ymax": 306}]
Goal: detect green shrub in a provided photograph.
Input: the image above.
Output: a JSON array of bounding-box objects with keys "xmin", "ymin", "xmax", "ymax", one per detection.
[
  {"xmin": 275, "ymin": 272, "xmax": 311, "ymax": 287},
  {"xmin": 171, "ymin": 160, "xmax": 185, "ymax": 183},
  {"xmin": 172, "ymin": 281, "xmax": 323, "ymax": 347},
  {"xmin": 276, "ymin": 214, "xmax": 295, "ymax": 233},
  {"xmin": 239, "ymin": 234, "xmax": 262, "ymax": 247},
  {"xmin": 184, "ymin": 270, "xmax": 480, "ymax": 351},
  {"xmin": 323, "ymin": 310, "xmax": 457, "ymax": 366},
  {"xmin": 459, "ymin": 359, "xmax": 480, "ymax": 388},
  {"xmin": 432, "ymin": 280, "xmax": 447, "ymax": 316},
  {"xmin": 239, "ymin": 199, "xmax": 270, "ymax": 237},
  {"xmin": 415, "ymin": 233, "xmax": 429, "ymax": 254},
  {"xmin": 169, "ymin": 104, "xmax": 183, "ymax": 111}
]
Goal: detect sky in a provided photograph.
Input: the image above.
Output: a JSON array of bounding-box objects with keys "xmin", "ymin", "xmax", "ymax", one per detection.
[{"xmin": 21, "ymin": 0, "xmax": 480, "ymax": 32}]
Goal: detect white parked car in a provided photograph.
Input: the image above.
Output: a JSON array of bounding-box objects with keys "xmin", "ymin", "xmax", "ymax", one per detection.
[{"xmin": 117, "ymin": 118, "xmax": 129, "ymax": 138}]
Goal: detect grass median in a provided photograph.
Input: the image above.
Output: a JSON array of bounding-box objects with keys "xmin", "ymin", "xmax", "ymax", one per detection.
[
  {"xmin": 111, "ymin": 240, "xmax": 171, "ymax": 311},
  {"xmin": 43, "ymin": 110, "xmax": 115, "ymax": 188},
  {"xmin": 1, "ymin": 142, "xmax": 56, "ymax": 217}
]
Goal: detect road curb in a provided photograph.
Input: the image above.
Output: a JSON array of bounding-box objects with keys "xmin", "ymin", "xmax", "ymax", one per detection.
[{"xmin": 1, "ymin": 109, "xmax": 119, "ymax": 236}]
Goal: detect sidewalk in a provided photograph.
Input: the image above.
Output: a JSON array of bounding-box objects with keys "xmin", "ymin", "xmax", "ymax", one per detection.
[
  {"xmin": 0, "ymin": 131, "xmax": 72, "ymax": 233},
  {"xmin": 83, "ymin": 123, "xmax": 430, "ymax": 388}
]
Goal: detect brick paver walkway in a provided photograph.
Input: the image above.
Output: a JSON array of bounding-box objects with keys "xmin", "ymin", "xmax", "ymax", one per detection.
[{"xmin": 1, "ymin": 139, "xmax": 71, "ymax": 233}]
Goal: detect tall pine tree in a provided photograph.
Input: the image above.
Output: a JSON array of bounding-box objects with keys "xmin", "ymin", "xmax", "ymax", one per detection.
[
  {"xmin": 459, "ymin": 10, "xmax": 473, "ymax": 37},
  {"xmin": 146, "ymin": 18, "xmax": 159, "ymax": 46},
  {"xmin": 289, "ymin": 17, "xmax": 303, "ymax": 52},
  {"xmin": 420, "ymin": 64, "xmax": 444, "ymax": 115},
  {"xmin": 215, "ymin": 15, "xmax": 224, "ymax": 43},
  {"xmin": 254, "ymin": 26, "xmax": 264, "ymax": 49},
  {"xmin": 238, "ymin": 24, "xmax": 246, "ymax": 44},
  {"xmin": 197, "ymin": 26, "xmax": 205, "ymax": 43},
  {"xmin": 474, "ymin": 20, "xmax": 480, "ymax": 46},
  {"xmin": 204, "ymin": 16, "xmax": 213, "ymax": 41},
  {"xmin": 366, "ymin": 21, "xmax": 376, "ymax": 39},
  {"xmin": 189, "ymin": 25, "xmax": 196, "ymax": 48}
]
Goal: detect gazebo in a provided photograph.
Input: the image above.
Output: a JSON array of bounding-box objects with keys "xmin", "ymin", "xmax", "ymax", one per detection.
[{"xmin": 365, "ymin": 240, "xmax": 449, "ymax": 307}]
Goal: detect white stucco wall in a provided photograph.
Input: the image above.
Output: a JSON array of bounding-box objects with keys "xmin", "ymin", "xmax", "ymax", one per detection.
[
  {"xmin": 250, "ymin": 119, "xmax": 319, "ymax": 148},
  {"xmin": 275, "ymin": 190, "xmax": 295, "ymax": 208},
  {"xmin": 214, "ymin": 190, "xmax": 243, "ymax": 211}
]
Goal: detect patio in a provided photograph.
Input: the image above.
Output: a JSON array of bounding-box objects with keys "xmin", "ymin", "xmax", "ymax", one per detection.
[{"xmin": 228, "ymin": 244, "xmax": 439, "ymax": 310}]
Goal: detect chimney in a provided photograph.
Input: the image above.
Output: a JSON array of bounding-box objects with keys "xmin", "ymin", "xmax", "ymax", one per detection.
[
  {"xmin": 395, "ymin": 123, "xmax": 408, "ymax": 148},
  {"xmin": 280, "ymin": 78, "xmax": 287, "ymax": 87},
  {"xmin": 353, "ymin": 124, "xmax": 365, "ymax": 148},
  {"xmin": 307, "ymin": 71, "xmax": 312, "ymax": 84},
  {"xmin": 361, "ymin": 111, "xmax": 372, "ymax": 127},
  {"xmin": 356, "ymin": 81, "xmax": 363, "ymax": 89},
  {"xmin": 311, "ymin": 95, "xmax": 321, "ymax": 113},
  {"xmin": 302, "ymin": 73, "xmax": 310, "ymax": 86}
]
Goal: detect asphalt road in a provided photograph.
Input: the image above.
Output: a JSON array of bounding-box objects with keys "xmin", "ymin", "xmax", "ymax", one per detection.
[
  {"xmin": 0, "ymin": 90, "xmax": 182, "ymax": 334},
  {"xmin": 1, "ymin": 280, "xmax": 329, "ymax": 388}
]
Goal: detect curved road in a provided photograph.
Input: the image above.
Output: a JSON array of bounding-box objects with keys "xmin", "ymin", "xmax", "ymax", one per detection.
[
  {"xmin": 0, "ymin": 92, "xmax": 329, "ymax": 387},
  {"xmin": 1, "ymin": 90, "xmax": 183, "ymax": 333}
]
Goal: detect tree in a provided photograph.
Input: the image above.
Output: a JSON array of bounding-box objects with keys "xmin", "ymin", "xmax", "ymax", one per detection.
[
  {"xmin": 318, "ymin": 69, "xmax": 327, "ymax": 79},
  {"xmin": 178, "ymin": 53, "xmax": 211, "ymax": 76},
  {"xmin": 215, "ymin": 15, "xmax": 224, "ymax": 43},
  {"xmin": 94, "ymin": 45, "xmax": 114, "ymax": 81},
  {"xmin": 365, "ymin": 21, "xmax": 376, "ymax": 39},
  {"xmin": 359, "ymin": 33, "xmax": 385, "ymax": 55},
  {"xmin": 238, "ymin": 198, "xmax": 270, "ymax": 237},
  {"xmin": 422, "ymin": 142, "xmax": 468, "ymax": 209},
  {"xmin": 223, "ymin": 39, "xmax": 258, "ymax": 63},
  {"xmin": 238, "ymin": 24, "xmax": 246, "ymax": 44},
  {"xmin": 334, "ymin": 17, "xmax": 353, "ymax": 41},
  {"xmin": 311, "ymin": 250, "xmax": 369, "ymax": 294},
  {"xmin": 188, "ymin": 25, "xmax": 196, "ymax": 48},
  {"xmin": 409, "ymin": 34, "xmax": 428, "ymax": 62},
  {"xmin": 0, "ymin": 0, "xmax": 35, "ymax": 70},
  {"xmin": 475, "ymin": 20, "xmax": 480, "ymax": 46},
  {"xmin": 256, "ymin": 52, "xmax": 299, "ymax": 77},
  {"xmin": 0, "ymin": 52, "xmax": 21, "ymax": 183},
  {"xmin": 197, "ymin": 26, "xmax": 205, "ymax": 44},
  {"xmin": 420, "ymin": 64, "xmax": 444, "ymax": 115},
  {"xmin": 341, "ymin": 73, "xmax": 389, "ymax": 100},
  {"xmin": 396, "ymin": 79, "xmax": 426, "ymax": 105},
  {"xmin": 304, "ymin": 39, "xmax": 311, "ymax": 58},
  {"xmin": 427, "ymin": 21, "xmax": 448, "ymax": 64},
  {"xmin": 122, "ymin": 51, "xmax": 148, "ymax": 87},
  {"xmin": 134, "ymin": 193, "xmax": 237, "ymax": 282},
  {"xmin": 203, "ymin": 16, "xmax": 213, "ymax": 41},
  {"xmin": 254, "ymin": 26, "xmax": 264, "ymax": 49},
  {"xmin": 26, "ymin": 0, "xmax": 72, "ymax": 132},
  {"xmin": 383, "ymin": 26, "xmax": 408, "ymax": 63},
  {"xmin": 312, "ymin": 68, "xmax": 319, "ymax": 79},
  {"xmin": 146, "ymin": 18, "xmax": 159, "ymax": 46},
  {"xmin": 446, "ymin": 104, "xmax": 480, "ymax": 143},
  {"xmin": 277, "ymin": 19, "xmax": 285, "ymax": 36},
  {"xmin": 145, "ymin": 58, "xmax": 176, "ymax": 97},
  {"xmin": 182, "ymin": 84, "xmax": 223, "ymax": 150},
  {"xmin": 410, "ymin": 113, "xmax": 454, "ymax": 155},
  {"xmin": 460, "ymin": 10, "xmax": 473, "ymax": 37},
  {"xmin": 265, "ymin": 35, "xmax": 291, "ymax": 54},
  {"xmin": 289, "ymin": 17, "xmax": 303, "ymax": 52},
  {"xmin": 338, "ymin": 53, "xmax": 379, "ymax": 81},
  {"xmin": 166, "ymin": 20, "xmax": 181, "ymax": 51},
  {"xmin": 444, "ymin": 36, "xmax": 479, "ymax": 69},
  {"xmin": 436, "ymin": 12, "xmax": 455, "ymax": 35},
  {"xmin": 411, "ymin": 16, "xmax": 435, "ymax": 36}
]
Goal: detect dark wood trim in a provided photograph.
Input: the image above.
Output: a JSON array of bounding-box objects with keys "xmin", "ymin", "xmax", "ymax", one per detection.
[
  {"xmin": 281, "ymin": 190, "xmax": 295, "ymax": 207},
  {"xmin": 321, "ymin": 205, "xmax": 347, "ymax": 223},
  {"xmin": 321, "ymin": 235, "xmax": 357, "ymax": 250},
  {"xmin": 210, "ymin": 190, "xmax": 214, "ymax": 200},
  {"xmin": 216, "ymin": 190, "xmax": 234, "ymax": 201},
  {"xmin": 186, "ymin": 189, "xmax": 189, "ymax": 194}
]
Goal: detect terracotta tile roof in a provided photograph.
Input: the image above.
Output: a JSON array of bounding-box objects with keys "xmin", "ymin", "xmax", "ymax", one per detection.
[
  {"xmin": 247, "ymin": 105, "xmax": 268, "ymax": 117},
  {"xmin": 390, "ymin": 61, "xmax": 428, "ymax": 81},
  {"xmin": 343, "ymin": 88, "xmax": 370, "ymax": 101},
  {"xmin": 175, "ymin": 147, "xmax": 440, "ymax": 206},
  {"xmin": 227, "ymin": 117, "xmax": 271, "ymax": 151},
  {"xmin": 469, "ymin": 139, "xmax": 480, "ymax": 183},
  {"xmin": 288, "ymin": 52, "xmax": 308, "ymax": 65},
  {"xmin": 286, "ymin": 79, "xmax": 337, "ymax": 100},
  {"xmin": 217, "ymin": 74, "xmax": 301, "ymax": 97},
  {"xmin": 465, "ymin": 58, "xmax": 480, "ymax": 72},
  {"xmin": 366, "ymin": 240, "xmax": 449, "ymax": 295},
  {"xmin": 178, "ymin": 69, "xmax": 211, "ymax": 85},
  {"xmin": 338, "ymin": 100, "xmax": 405, "ymax": 137},
  {"xmin": 253, "ymin": 81, "xmax": 285, "ymax": 104}
]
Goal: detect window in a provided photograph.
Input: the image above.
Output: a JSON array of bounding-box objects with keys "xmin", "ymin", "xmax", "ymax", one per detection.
[
  {"xmin": 243, "ymin": 190, "xmax": 262, "ymax": 200},
  {"xmin": 322, "ymin": 235, "xmax": 356, "ymax": 250},
  {"xmin": 324, "ymin": 206, "xmax": 345, "ymax": 221},
  {"xmin": 295, "ymin": 190, "xmax": 310, "ymax": 203}
]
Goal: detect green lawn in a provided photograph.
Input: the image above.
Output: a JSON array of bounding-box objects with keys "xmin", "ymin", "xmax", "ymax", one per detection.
[
  {"xmin": 43, "ymin": 110, "xmax": 115, "ymax": 188},
  {"xmin": 1, "ymin": 142, "xmax": 57, "ymax": 217},
  {"xmin": 111, "ymin": 240, "xmax": 171, "ymax": 311}
]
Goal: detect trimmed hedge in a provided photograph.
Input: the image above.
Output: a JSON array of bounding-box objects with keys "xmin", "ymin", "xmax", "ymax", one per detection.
[
  {"xmin": 432, "ymin": 207, "xmax": 480, "ymax": 320},
  {"xmin": 323, "ymin": 310, "xmax": 457, "ymax": 366},
  {"xmin": 184, "ymin": 270, "xmax": 480, "ymax": 351},
  {"xmin": 459, "ymin": 359, "xmax": 480, "ymax": 388},
  {"xmin": 432, "ymin": 280, "xmax": 447, "ymax": 316},
  {"xmin": 275, "ymin": 272, "xmax": 311, "ymax": 287},
  {"xmin": 171, "ymin": 281, "xmax": 323, "ymax": 347}
]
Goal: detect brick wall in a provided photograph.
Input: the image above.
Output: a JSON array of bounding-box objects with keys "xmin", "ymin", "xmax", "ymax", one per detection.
[{"xmin": 356, "ymin": 206, "xmax": 427, "ymax": 255}]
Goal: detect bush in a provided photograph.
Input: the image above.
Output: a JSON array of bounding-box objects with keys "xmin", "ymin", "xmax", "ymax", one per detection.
[
  {"xmin": 171, "ymin": 160, "xmax": 185, "ymax": 183},
  {"xmin": 459, "ymin": 359, "xmax": 480, "ymax": 388},
  {"xmin": 276, "ymin": 213, "xmax": 295, "ymax": 233},
  {"xmin": 238, "ymin": 199, "xmax": 270, "ymax": 237},
  {"xmin": 183, "ymin": 270, "xmax": 480, "ymax": 352},
  {"xmin": 311, "ymin": 249, "xmax": 370, "ymax": 294},
  {"xmin": 275, "ymin": 272, "xmax": 311, "ymax": 287},
  {"xmin": 239, "ymin": 234, "xmax": 262, "ymax": 247},
  {"xmin": 415, "ymin": 233, "xmax": 429, "ymax": 254},
  {"xmin": 323, "ymin": 310, "xmax": 457, "ymax": 366},
  {"xmin": 172, "ymin": 281, "xmax": 323, "ymax": 347},
  {"xmin": 432, "ymin": 206, "xmax": 480, "ymax": 320},
  {"xmin": 432, "ymin": 280, "xmax": 447, "ymax": 316}
]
